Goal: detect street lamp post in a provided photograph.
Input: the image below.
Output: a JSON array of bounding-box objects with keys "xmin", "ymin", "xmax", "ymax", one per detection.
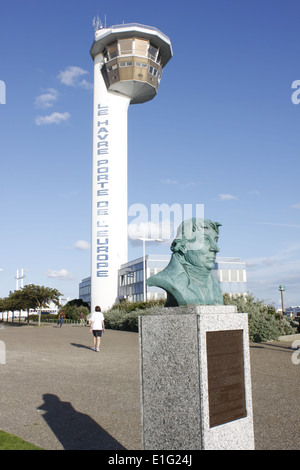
[{"xmin": 279, "ymin": 285, "xmax": 285, "ymax": 324}]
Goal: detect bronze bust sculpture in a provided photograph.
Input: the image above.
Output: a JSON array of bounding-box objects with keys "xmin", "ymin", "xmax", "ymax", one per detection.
[{"xmin": 146, "ymin": 218, "xmax": 223, "ymax": 307}]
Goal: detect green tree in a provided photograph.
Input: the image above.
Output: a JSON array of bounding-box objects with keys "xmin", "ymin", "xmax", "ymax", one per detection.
[
  {"xmin": 0, "ymin": 297, "xmax": 10, "ymax": 322},
  {"xmin": 6, "ymin": 290, "xmax": 24, "ymax": 323},
  {"xmin": 0, "ymin": 293, "xmax": 24, "ymax": 323},
  {"xmin": 64, "ymin": 298, "xmax": 90, "ymax": 310},
  {"xmin": 19, "ymin": 284, "xmax": 62, "ymax": 325},
  {"xmin": 59, "ymin": 304, "xmax": 89, "ymax": 322}
]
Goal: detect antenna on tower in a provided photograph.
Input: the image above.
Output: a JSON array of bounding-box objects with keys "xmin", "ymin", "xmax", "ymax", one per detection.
[{"xmin": 92, "ymin": 13, "xmax": 103, "ymax": 32}]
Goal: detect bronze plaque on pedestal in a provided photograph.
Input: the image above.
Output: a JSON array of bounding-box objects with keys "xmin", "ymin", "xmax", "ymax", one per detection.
[{"xmin": 206, "ymin": 329, "xmax": 247, "ymax": 428}]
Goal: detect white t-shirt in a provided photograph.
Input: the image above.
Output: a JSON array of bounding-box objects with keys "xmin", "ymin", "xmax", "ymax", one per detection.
[{"xmin": 90, "ymin": 311, "xmax": 104, "ymax": 330}]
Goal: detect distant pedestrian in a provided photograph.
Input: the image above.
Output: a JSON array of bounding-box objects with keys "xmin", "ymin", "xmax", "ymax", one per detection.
[
  {"xmin": 79, "ymin": 311, "xmax": 85, "ymax": 326},
  {"xmin": 57, "ymin": 311, "xmax": 65, "ymax": 328},
  {"xmin": 89, "ymin": 306, "xmax": 105, "ymax": 352}
]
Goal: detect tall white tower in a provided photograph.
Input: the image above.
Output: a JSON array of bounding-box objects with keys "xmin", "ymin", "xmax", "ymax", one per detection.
[
  {"xmin": 15, "ymin": 269, "xmax": 24, "ymax": 290},
  {"xmin": 90, "ymin": 22, "xmax": 172, "ymax": 312}
]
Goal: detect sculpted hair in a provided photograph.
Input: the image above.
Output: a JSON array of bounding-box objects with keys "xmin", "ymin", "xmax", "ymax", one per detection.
[{"xmin": 171, "ymin": 218, "xmax": 221, "ymax": 254}]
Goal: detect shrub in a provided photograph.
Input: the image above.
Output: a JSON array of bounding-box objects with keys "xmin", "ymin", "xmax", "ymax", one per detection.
[
  {"xmin": 223, "ymin": 293, "xmax": 297, "ymax": 342},
  {"xmin": 29, "ymin": 314, "xmax": 58, "ymax": 322},
  {"xmin": 59, "ymin": 305, "xmax": 89, "ymax": 322},
  {"xmin": 110, "ymin": 298, "xmax": 165, "ymax": 313},
  {"xmin": 104, "ymin": 299, "xmax": 165, "ymax": 332}
]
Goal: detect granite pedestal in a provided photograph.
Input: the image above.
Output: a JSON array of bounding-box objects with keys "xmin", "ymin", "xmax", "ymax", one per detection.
[{"xmin": 139, "ymin": 305, "xmax": 255, "ymax": 450}]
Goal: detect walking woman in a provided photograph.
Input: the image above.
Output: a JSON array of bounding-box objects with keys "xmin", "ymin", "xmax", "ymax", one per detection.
[{"xmin": 89, "ymin": 306, "xmax": 105, "ymax": 352}]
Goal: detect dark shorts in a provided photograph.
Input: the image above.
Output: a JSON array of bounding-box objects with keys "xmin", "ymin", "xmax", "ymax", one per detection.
[{"xmin": 92, "ymin": 330, "xmax": 103, "ymax": 337}]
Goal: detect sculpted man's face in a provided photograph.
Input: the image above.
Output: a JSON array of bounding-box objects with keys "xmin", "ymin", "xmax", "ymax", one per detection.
[{"xmin": 184, "ymin": 227, "xmax": 220, "ymax": 270}]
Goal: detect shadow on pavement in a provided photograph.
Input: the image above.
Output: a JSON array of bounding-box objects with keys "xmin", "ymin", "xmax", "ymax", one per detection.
[
  {"xmin": 250, "ymin": 342, "xmax": 295, "ymax": 353},
  {"xmin": 70, "ymin": 342, "xmax": 93, "ymax": 351},
  {"xmin": 38, "ymin": 393, "xmax": 125, "ymax": 450}
]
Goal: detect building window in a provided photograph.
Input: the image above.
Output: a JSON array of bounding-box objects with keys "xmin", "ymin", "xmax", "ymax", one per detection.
[
  {"xmin": 222, "ymin": 270, "xmax": 230, "ymax": 282},
  {"xmin": 119, "ymin": 61, "xmax": 133, "ymax": 67},
  {"xmin": 107, "ymin": 63, "xmax": 118, "ymax": 72},
  {"xmin": 231, "ymin": 270, "xmax": 238, "ymax": 282},
  {"xmin": 135, "ymin": 61, "xmax": 148, "ymax": 68},
  {"xmin": 148, "ymin": 44, "xmax": 158, "ymax": 61},
  {"xmin": 107, "ymin": 42, "xmax": 118, "ymax": 60},
  {"xmin": 79, "ymin": 286, "xmax": 91, "ymax": 296},
  {"xmin": 119, "ymin": 38, "xmax": 133, "ymax": 55},
  {"xmin": 134, "ymin": 38, "xmax": 148, "ymax": 57},
  {"xmin": 149, "ymin": 65, "xmax": 158, "ymax": 76},
  {"xmin": 127, "ymin": 272, "xmax": 134, "ymax": 284}
]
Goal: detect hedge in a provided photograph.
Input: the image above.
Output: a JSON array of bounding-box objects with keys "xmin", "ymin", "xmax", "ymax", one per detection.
[{"xmin": 103, "ymin": 296, "xmax": 299, "ymax": 342}]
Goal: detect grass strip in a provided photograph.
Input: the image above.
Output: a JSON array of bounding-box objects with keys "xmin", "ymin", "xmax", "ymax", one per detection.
[{"xmin": 0, "ymin": 430, "xmax": 43, "ymax": 450}]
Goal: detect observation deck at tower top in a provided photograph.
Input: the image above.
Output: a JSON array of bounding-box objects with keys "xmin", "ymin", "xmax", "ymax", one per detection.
[
  {"xmin": 90, "ymin": 23, "xmax": 173, "ymax": 66},
  {"xmin": 90, "ymin": 23, "xmax": 173, "ymax": 104}
]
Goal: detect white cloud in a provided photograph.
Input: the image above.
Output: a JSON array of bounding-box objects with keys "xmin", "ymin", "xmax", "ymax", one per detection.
[
  {"xmin": 292, "ymin": 202, "xmax": 300, "ymax": 209},
  {"xmin": 74, "ymin": 240, "xmax": 90, "ymax": 250},
  {"xmin": 218, "ymin": 193, "xmax": 238, "ymax": 201},
  {"xmin": 79, "ymin": 79, "xmax": 93, "ymax": 90},
  {"xmin": 34, "ymin": 88, "xmax": 58, "ymax": 108},
  {"xmin": 57, "ymin": 66, "xmax": 92, "ymax": 89},
  {"xmin": 245, "ymin": 242, "xmax": 300, "ymax": 305},
  {"xmin": 245, "ymin": 242, "xmax": 300, "ymax": 269},
  {"xmin": 45, "ymin": 269, "xmax": 74, "ymax": 280},
  {"xmin": 161, "ymin": 178, "xmax": 178, "ymax": 185},
  {"xmin": 35, "ymin": 112, "xmax": 71, "ymax": 126}
]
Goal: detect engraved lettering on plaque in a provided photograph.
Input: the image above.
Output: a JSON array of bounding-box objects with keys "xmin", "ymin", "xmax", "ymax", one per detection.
[{"xmin": 206, "ymin": 329, "xmax": 247, "ymax": 428}]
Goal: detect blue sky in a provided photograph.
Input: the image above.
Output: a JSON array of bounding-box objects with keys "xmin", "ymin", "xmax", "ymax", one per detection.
[{"xmin": 1, "ymin": 0, "xmax": 300, "ymax": 306}]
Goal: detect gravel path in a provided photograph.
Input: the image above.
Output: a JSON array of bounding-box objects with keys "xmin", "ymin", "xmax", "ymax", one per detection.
[{"xmin": 0, "ymin": 323, "xmax": 299, "ymax": 450}]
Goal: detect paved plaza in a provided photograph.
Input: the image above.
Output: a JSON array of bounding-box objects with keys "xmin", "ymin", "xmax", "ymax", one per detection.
[{"xmin": 0, "ymin": 323, "xmax": 299, "ymax": 450}]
